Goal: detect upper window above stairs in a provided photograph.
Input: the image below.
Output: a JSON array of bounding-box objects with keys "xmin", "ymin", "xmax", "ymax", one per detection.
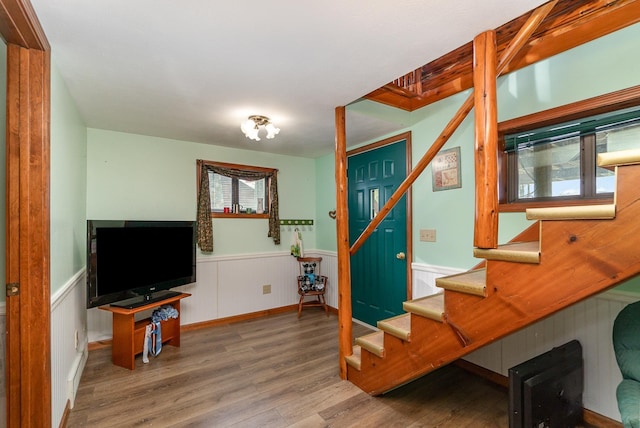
[{"xmin": 498, "ymin": 88, "xmax": 640, "ymax": 212}]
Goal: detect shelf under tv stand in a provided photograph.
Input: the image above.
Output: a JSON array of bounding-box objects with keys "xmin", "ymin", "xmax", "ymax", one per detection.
[{"xmin": 99, "ymin": 292, "xmax": 191, "ymax": 370}]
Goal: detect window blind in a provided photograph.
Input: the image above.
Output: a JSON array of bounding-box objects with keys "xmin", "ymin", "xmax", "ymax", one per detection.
[{"xmin": 504, "ymin": 108, "xmax": 640, "ymax": 152}]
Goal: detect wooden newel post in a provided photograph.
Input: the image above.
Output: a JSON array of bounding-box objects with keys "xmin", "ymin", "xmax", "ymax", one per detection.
[
  {"xmin": 473, "ymin": 30, "xmax": 499, "ymax": 249},
  {"xmin": 335, "ymin": 106, "xmax": 352, "ymax": 379}
]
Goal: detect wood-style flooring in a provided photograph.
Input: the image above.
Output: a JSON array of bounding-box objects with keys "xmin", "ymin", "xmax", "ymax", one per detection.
[{"xmin": 66, "ymin": 310, "xmax": 510, "ymax": 427}]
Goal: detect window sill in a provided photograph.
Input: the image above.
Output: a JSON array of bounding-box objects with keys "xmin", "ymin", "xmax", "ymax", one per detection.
[
  {"xmin": 211, "ymin": 212, "xmax": 269, "ymax": 219},
  {"xmin": 499, "ymin": 197, "xmax": 614, "ymax": 213}
]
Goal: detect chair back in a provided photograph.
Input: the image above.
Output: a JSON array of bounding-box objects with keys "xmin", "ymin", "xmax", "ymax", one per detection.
[
  {"xmin": 297, "ymin": 257, "xmax": 322, "ymax": 276},
  {"xmin": 297, "ymin": 257, "xmax": 325, "ymax": 293}
]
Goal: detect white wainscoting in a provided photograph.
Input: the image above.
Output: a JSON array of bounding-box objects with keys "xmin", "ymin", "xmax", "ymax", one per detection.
[
  {"xmin": 0, "ymin": 302, "xmax": 5, "ymax": 428},
  {"xmin": 413, "ymin": 261, "xmax": 637, "ymax": 423},
  {"xmin": 87, "ymin": 251, "xmax": 339, "ymax": 342},
  {"xmin": 51, "ymin": 255, "xmax": 636, "ymax": 424},
  {"xmin": 51, "ymin": 270, "xmax": 88, "ymax": 428},
  {"xmin": 411, "ymin": 262, "xmax": 464, "ymax": 299}
]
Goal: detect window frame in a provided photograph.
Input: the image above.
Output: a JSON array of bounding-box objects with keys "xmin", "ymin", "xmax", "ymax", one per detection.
[
  {"xmin": 198, "ymin": 160, "xmax": 274, "ymax": 219},
  {"xmin": 498, "ymin": 85, "xmax": 640, "ymax": 212}
]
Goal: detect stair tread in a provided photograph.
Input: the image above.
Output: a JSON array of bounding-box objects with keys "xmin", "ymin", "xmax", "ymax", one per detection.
[
  {"xmin": 436, "ymin": 269, "xmax": 486, "ymax": 296},
  {"xmin": 378, "ymin": 313, "xmax": 411, "ymax": 341},
  {"xmin": 526, "ymin": 204, "xmax": 615, "ymax": 221},
  {"xmin": 598, "ymin": 148, "xmax": 640, "ymax": 168},
  {"xmin": 345, "ymin": 345, "xmax": 361, "ymax": 371},
  {"xmin": 355, "ymin": 331, "xmax": 385, "ymax": 358},
  {"xmin": 403, "ymin": 293, "xmax": 444, "ymax": 321},
  {"xmin": 474, "ymin": 241, "xmax": 540, "ymax": 263}
]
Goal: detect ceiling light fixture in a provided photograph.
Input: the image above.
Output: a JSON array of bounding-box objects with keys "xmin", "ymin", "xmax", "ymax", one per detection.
[{"xmin": 240, "ymin": 115, "xmax": 280, "ymax": 141}]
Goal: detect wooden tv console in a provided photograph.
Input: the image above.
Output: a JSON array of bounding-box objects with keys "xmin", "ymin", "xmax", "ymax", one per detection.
[{"xmin": 99, "ymin": 292, "xmax": 191, "ymax": 370}]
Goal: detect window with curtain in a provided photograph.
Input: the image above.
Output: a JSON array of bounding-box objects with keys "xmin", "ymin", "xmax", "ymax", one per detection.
[
  {"xmin": 196, "ymin": 160, "xmax": 280, "ymax": 252},
  {"xmin": 503, "ymin": 107, "xmax": 640, "ymax": 205}
]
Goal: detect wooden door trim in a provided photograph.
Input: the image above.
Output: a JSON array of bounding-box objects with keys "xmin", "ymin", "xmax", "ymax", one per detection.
[
  {"xmin": 347, "ymin": 131, "xmax": 413, "ymax": 300},
  {"xmin": 0, "ymin": 1, "xmax": 51, "ymax": 427}
]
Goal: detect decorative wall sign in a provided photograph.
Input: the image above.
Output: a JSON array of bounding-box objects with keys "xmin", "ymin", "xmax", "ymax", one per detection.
[{"xmin": 432, "ymin": 147, "xmax": 461, "ymax": 191}]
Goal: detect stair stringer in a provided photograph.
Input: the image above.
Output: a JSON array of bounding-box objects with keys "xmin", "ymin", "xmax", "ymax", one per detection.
[
  {"xmin": 346, "ymin": 163, "xmax": 640, "ymax": 395},
  {"xmin": 346, "ymin": 313, "xmax": 464, "ymax": 394},
  {"xmin": 445, "ymin": 164, "xmax": 640, "ymax": 344}
]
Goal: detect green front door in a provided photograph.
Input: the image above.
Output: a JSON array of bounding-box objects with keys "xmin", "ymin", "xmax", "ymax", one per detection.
[{"xmin": 348, "ymin": 139, "xmax": 408, "ymax": 326}]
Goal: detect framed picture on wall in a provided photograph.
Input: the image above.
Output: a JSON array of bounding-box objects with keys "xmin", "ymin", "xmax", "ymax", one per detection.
[{"xmin": 432, "ymin": 146, "xmax": 461, "ymax": 191}]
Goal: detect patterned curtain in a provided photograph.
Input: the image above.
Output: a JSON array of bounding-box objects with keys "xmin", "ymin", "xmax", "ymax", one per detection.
[
  {"xmin": 196, "ymin": 160, "xmax": 280, "ymax": 252},
  {"xmin": 197, "ymin": 161, "xmax": 214, "ymax": 252}
]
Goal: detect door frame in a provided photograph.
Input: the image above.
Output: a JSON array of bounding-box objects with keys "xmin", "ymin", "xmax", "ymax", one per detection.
[
  {"xmin": 347, "ymin": 131, "xmax": 413, "ymax": 301},
  {"xmin": 0, "ymin": 1, "xmax": 51, "ymax": 427}
]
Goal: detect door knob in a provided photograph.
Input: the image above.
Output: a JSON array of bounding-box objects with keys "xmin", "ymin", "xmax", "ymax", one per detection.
[{"xmin": 396, "ymin": 252, "xmax": 406, "ymax": 260}]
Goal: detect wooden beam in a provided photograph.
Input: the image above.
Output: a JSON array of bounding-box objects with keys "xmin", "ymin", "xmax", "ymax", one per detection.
[
  {"xmin": 473, "ymin": 30, "xmax": 499, "ymax": 249},
  {"xmin": 365, "ymin": 0, "xmax": 640, "ymax": 111},
  {"xmin": 470, "ymin": 1, "xmax": 557, "ymax": 249},
  {"xmin": 497, "ymin": 0, "xmax": 559, "ymax": 75},
  {"xmin": 334, "ymin": 106, "xmax": 352, "ymax": 379},
  {"xmin": 0, "ymin": 0, "xmax": 49, "ymax": 50}
]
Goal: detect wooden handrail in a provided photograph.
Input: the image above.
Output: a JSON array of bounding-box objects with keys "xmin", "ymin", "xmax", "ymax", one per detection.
[
  {"xmin": 350, "ymin": 0, "xmax": 559, "ymax": 256},
  {"xmin": 339, "ymin": 1, "xmax": 563, "ymax": 383},
  {"xmin": 350, "ymin": 94, "xmax": 474, "ymax": 255}
]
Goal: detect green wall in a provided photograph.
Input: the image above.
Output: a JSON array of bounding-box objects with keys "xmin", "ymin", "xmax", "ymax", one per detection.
[
  {"xmin": 315, "ymin": 153, "xmax": 337, "ymax": 250},
  {"xmin": 86, "ymin": 129, "xmax": 318, "ymax": 256},
  {"xmin": 50, "ymin": 60, "xmax": 88, "ymax": 295},
  {"xmin": 316, "ymin": 22, "xmax": 640, "ymax": 290}
]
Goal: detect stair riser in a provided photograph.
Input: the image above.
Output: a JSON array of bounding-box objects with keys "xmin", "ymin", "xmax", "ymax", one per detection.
[{"xmin": 347, "ymin": 320, "xmax": 461, "ymax": 395}]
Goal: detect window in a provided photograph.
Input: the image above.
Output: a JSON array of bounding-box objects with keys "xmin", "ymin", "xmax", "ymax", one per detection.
[
  {"xmin": 210, "ymin": 172, "xmax": 266, "ymax": 214},
  {"xmin": 198, "ymin": 160, "xmax": 276, "ymax": 217},
  {"xmin": 500, "ymin": 102, "xmax": 640, "ymax": 209},
  {"xmin": 196, "ymin": 160, "xmax": 280, "ymax": 252}
]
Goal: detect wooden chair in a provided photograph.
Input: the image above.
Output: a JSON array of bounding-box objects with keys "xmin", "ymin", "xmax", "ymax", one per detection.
[{"xmin": 296, "ymin": 256, "xmax": 328, "ymax": 318}]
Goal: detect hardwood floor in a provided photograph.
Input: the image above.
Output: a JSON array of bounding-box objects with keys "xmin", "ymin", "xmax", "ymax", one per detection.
[{"xmin": 66, "ymin": 310, "xmax": 511, "ymax": 427}]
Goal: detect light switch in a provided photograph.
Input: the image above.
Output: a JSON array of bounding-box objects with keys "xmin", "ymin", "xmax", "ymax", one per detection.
[{"xmin": 420, "ymin": 229, "xmax": 436, "ymax": 242}]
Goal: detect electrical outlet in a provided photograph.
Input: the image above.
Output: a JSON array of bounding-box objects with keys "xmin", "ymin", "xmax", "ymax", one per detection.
[
  {"xmin": 262, "ymin": 284, "xmax": 271, "ymax": 294},
  {"xmin": 420, "ymin": 229, "xmax": 436, "ymax": 242},
  {"xmin": 74, "ymin": 329, "xmax": 79, "ymax": 349}
]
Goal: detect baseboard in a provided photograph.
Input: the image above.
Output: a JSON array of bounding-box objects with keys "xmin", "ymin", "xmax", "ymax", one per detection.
[
  {"xmin": 582, "ymin": 410, "xmax": 622, "ymax": 428},
  {"xmin": 67, "ymin": 346, "xmax": 88, "ymax": 408},
  {"xmin": 181, "ymin": 304, "xmax": 299, "ymax": 331},
  {"xmin": 455, "ymin": 359, "xmax": 622, "ymax": 427},
  {"xmin": 453, "ymin": 359, "xmax": 508, "ymax": 388},
  {"xmin": 58, "ymin": 399, "xmax": 70, "ymax": 428},
  {"xmin": 88, "ymin": 304, "xmax": 339, "ymax": 350}
]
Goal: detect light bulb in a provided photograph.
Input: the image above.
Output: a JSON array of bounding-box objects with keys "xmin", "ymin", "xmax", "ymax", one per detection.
[{"xmin": 265, "ymin": 123, "xmax": 280, "ymax": 139}]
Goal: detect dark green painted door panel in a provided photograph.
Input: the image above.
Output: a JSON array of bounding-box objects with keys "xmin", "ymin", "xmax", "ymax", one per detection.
[{"xmin": 348, "ymin": 140, "xmax": 407, "ymax": 326}]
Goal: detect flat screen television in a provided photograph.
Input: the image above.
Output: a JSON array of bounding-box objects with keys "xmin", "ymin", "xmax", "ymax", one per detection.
[
  {"xmin": 86, "ymin": 220, "xmax": 196, "ymax": 309},
  {"xmin": 508, "ymin": 340, "xmax": 583, "ymax": 428}
]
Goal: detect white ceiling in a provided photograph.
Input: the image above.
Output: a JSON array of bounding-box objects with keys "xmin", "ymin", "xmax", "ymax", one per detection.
[{"xmin": 30, "ymin": 0, "xmax": 546, "ymax": 158}]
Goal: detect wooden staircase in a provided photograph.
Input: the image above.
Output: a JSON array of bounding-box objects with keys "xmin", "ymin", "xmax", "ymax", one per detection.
[{"xmin": 346, "ymin": 149, "xmax": 640, "ymax": 395}]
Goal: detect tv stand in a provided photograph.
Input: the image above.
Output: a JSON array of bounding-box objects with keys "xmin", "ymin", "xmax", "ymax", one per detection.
[
  {"xmin": 99, "ymin": 292, "xmax": 191, "ymax": 369},
  {"xmin": 110, "ymin": 289, "xmax": 183, "ymax": 309}
]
